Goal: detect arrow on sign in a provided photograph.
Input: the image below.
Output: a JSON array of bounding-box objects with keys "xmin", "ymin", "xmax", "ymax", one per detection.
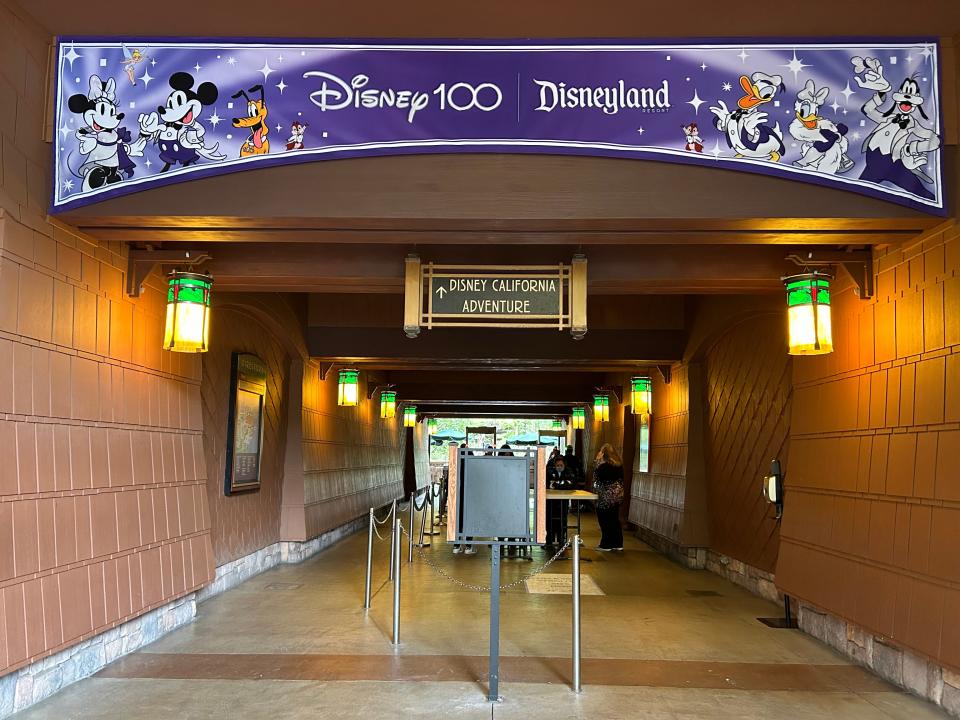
[{"xmin": 435, "ymin": 286, "xmax": 447, "ymax": 299}]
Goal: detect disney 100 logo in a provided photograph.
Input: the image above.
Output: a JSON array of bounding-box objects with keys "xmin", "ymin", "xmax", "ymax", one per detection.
[{"xmin": 303, "ymin": 72, "xmax": 502, "ymax": 123}]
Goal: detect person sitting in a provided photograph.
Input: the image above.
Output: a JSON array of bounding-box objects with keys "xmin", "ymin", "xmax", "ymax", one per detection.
[{"xmin": 545, "ymin": 456, "xmax": 575, "ymax": 550}]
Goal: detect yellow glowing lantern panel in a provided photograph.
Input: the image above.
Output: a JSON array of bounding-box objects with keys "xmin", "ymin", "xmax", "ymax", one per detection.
[
  {"xmin": 163, "ymin": 272, "xmax": 212, "ymax": 353},
  {"xmin": 380, "ymin": 390, "xmax": 396, "ymax": 419},
  {"xmin": 630, "ymin": 377, "xmax": 652, "ymax": 415},
  {"xmin": 338, "ymin": 369, "xmax": 359, "ymax": 407},
  {"xmin": 403, "ymin": 406, "xmax": 417, "ymax": 427},
  {"xmin": 593, "ymin": 395, "xmax": 610, "ymax": 423},
  {"xmin": 784, "ymin": 274, "xmax": 833, "ymax": 355},
  {"xmin": 571, "ymin": 407, "xmax": 585, "ymax": 430}
]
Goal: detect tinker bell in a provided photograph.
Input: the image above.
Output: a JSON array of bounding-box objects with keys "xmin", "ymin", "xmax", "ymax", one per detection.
[{"xmin": 120, "ymin": 43, "xmax": 150, "ymax": 86}]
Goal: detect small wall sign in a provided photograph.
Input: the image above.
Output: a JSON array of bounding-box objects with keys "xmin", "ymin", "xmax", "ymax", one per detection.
[
  {"xmin": 404, "ymin": 255, "xmax": 587, "ymax": 338},
  {"xmin": 225, "ymin": 352, "xmax": 267, "ymax": 495}
]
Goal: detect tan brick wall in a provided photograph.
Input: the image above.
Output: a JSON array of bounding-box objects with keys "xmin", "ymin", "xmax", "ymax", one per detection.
[
  {"xmin": 0, "ymin": 1, "xmax": 214, "ymax": 677},
  {"xmin": 777, "ymin": 220, "xmax": 960, "ymax": 674}
]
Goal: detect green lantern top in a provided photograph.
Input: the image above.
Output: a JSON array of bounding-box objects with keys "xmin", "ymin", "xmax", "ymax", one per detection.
[
  {"xmin": 338, "ymin": 369, "xmax": 359, "ymax": 384},
  {"xmin": 784, "ymin": 273, "xmax": 832, "ymax": 307},
  {"xmin": 631, "ymin": 377, "xmax": 652, "ymax": 392},
  {"xmin": 167, "ymin": 271, "xmax": 212, "ymax": 305}
]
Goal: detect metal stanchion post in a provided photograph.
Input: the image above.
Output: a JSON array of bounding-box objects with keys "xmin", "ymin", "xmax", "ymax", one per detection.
[
  {"xmin": 389, "ymin": 500, "xmax": 397, "ymax": 581},
  {"xmin": 572, "ymin": 534, "xmax": 582, "ymax": 693},
  {"xmin": 428, "ymin": 484, "xmax": 437, "ymax": 535},
  {"xmin": 364, "ymin": 508, "xmax": 374, "ymax": 609},
  {"xmin": 408, "ymin": 492, "xmax": 416, "ymax": 562},
  {"xmin": 392, "ymin": 518, "xmax": 402, "ymax": 645}
]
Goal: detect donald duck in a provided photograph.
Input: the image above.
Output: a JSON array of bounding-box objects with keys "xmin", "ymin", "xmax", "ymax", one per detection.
[{"xmin": 710, "ymin": 72, "xmax": 786, "ymax": 161}]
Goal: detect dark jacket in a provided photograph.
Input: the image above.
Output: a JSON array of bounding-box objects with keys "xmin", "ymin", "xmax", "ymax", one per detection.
[
  {"xmin": 548, "ymin": 464, "xmax": 576, "ymax": 489},
  {"xmin": 593, "ymin": 462, "xmax": 624, "ymax": 509}
]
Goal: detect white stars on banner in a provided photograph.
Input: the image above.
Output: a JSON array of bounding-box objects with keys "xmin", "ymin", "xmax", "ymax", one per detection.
[
  {"xmin": 710, "ymin": 139, "xmax": 723, "ymax": 159},
  {"xmin": 63, "ymin": 42, "xmax": 81, "ymax": 69},
  {"xmin": 227, "ymin": 57, "xmax": 237, "ymax": 66},
  {"xmin": 276, "ymin": 78, "xmax": 288, "ymax": 94},
  {"xmin": 830, "ymin": 100, "xmax": 840, "ymax": 114},
  {"xmin": 783, "ymin": 51, "xmax": 811, "ymax": 81},
  {"xmin": 700, "ymin": 62, "xmax": 708, "ymax": 71},
  {"xmin": 275, "ymin": 124, "xmax": 282, "ymax": 133},
  {"xmin": 840, "ymin": 82, "xmax": 856, "ymax": 104},
  {"xmin": 208, "ymin": 111, "xmax": 222, "ymax": 128},
  {"xmin": 737, "ymin": 48, "xmax": 750, "ymax": 63},
  {"xmin": 58, "ymin": 124, "xmax": 70, "ymax": 140},
  {"xmin": 259, "ymin": 59, "xmax": 274, "ymax": 81},
  {"xmin": 636, "ymin": 126, "xmax": 644, "ymax": 136},
  {"xmin": 139, "ymin": 68, "xmax": 154, "ymax": 88},
  {"xmin": 722, "ymin": 81, "xmax": 732, "ymax": 92},
  {"xmin": 686, "ymin": 90, "xmax": 705, "ymax": 114},
  {"xmin": 193, "ymin": 62, "xmax": 202, "ymax": 73},
  {"xmin": 62, "ymin": 179, "xmax": 73, "ymax": 191}
]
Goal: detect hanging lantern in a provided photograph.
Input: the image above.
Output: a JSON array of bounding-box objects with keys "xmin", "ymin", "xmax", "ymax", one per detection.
[
  {"xmin": 571, "ymin": 407, "xmax": 586, "ymax": 430},
  {"xmin": 163, "ymin": 271, "xmax": 212, "ymax": 353},
  {"xmin": 337, "ymin": 369, "xmax": 359, "ymax": 407},
  {"xmin": 593, "ymin": 394, "xmax": 610, "ymax": 423},
  {"xmin": 630, "ymin": 376, "xmax": 653, "ymax": 415},
  {"xmin": 428, "ymin": 418, "xmax": 438, "ymax": 433},
  {"xmin": 403, "ymin": 405, "xmax": 417, "ymax": 428},
  {"xmin": 783, "ymin": 272, "xmax": 834, "ymax": 355},
  {"xmin": 379, "ymin": 390, "xmax": 396, "ymax": 419},
  {"xmin": 552, "ymin": 419, "xmax": 563, "ymax": 429}
]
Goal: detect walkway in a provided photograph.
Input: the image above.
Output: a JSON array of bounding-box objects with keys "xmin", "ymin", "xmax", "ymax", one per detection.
[{"xmin": 12, "ymin": 513, "xmax": 948, "ymax": 719}]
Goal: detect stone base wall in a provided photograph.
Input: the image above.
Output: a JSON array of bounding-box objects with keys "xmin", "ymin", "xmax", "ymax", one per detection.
[
  {"xmin": 634, "ymin": 526, "xmax": 706, "ymax": 569},
  {"xmin": 705, "ymin": 550, "xmax": 780, "ymax": 604},
  {"xmin": 799, "ymin": 602, "xmax": 960, "ymax": 718},
  {"xmin": 0, "ymin": 515, "xmax": 366, "ymax": 719},
  {"xmin": 0, "ymin": 595, "xmax": 195, "ymax": 718}
]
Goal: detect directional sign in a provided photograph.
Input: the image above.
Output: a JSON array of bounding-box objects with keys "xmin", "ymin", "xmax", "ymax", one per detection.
[{"xmin": 403, "ymin": 257, "xmax": 588, "ymax": 338}]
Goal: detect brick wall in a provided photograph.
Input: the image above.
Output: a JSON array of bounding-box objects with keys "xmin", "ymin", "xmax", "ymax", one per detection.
[
  {"xmin": 704, "ymin": 312, "xmax": 791, "ymax": 573},
  {"xmin": 777, "ymin": 220, "xmax": 960, "ymax": 673},
  {"xmin": 0, "ymin": 0, "xmax": 213, "ymax": 679}
]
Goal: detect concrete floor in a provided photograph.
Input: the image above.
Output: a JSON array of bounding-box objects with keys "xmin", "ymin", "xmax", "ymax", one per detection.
[{"xmin": 13, "ymin": 509, "xmax": 949, "ymax": 719}]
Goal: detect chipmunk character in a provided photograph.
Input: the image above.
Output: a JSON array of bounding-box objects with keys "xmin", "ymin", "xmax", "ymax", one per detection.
[
  {"xmin": 789, "ymin": 79, "xmax": 853, "ymax": 175},
  {"xmin": 67, "ymin": 75, "xmax": 143, "ymax": 190},
  {"xmin": 286, "ymin": 121, "xmax": 307, "ymax": 151},
  {"xmin": 710, "ymin": 72, "xmax": 786, "ymax": 161},
  {"xmin": 682, "ymin": 123, "xmax": 703, "ymax": 152},
  {"xmin": 852, "ymin": 57, "xmax": 940, "ymax": 200},
  {"xmin": 138, "ymin": 72, "xmax": 226, "ymax": 171}
]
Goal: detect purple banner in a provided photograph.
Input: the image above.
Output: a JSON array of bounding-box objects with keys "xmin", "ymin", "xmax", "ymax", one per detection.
[{"xmin": 51, "ymin": 39, "xmax": 944, "ymax": 213}]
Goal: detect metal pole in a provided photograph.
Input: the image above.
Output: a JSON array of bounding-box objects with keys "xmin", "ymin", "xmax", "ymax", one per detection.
[
  {"xmin": 572, "ymin": 534, "xmax": 582, "ymax": 693},
  {"xmin": 388, "ymin": 500, "xmax": 396, "ymax": 581},
  {"xmin": 427, "ymin": 483, "xmax": 438, "ymax": 535},
  {"xmin": 392, "ymin": 518, "xmax": 402, "ymax": 645},
  {"xmin": 364, "ymin": 509, "xmax": 374, "ymax": 609},
  {"xmin": 488, "ymin": 545, "xmax": 501, "ymax": 702},
  {"xmin": 417, "ymin": 495, "xmax": 429, "ymax": 547},
  {"xmin": 408, "ymin": 492, "xmax": 416, "ymax": 563}
]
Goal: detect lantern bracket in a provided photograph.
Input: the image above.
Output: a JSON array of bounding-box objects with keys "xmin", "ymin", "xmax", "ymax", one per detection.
[
  {"xmin": 656, "ymin": 365, "xmax": 672, "ymax": 385},
  {"xmin": 595, "ymin": 385, "xmax": 622, "ymax": 403},
  {"xmin": 368, "ymin": 382, "xmax": 396, "ymax": 400},
  {"xmin": 126, "ymin": 248, "xmax": 212, "ymax": 298},
  {"xmin": 318, "ymin": 362, "xmax": 335, "ymax": 381},
  {"xmin": 785, "ymin": 250, "xmax": 873, "ymax": 300}
]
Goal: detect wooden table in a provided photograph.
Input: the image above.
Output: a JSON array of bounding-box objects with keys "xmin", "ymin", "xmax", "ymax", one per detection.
[{"xmin": 546, "ymin": 489, "xmax": 598, "ymax": 542}]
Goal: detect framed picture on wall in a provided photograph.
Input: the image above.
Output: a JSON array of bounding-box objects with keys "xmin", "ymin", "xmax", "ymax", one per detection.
[{"xmin": 225, "ymin": 352, "xmax": 267, "ymax": 495}]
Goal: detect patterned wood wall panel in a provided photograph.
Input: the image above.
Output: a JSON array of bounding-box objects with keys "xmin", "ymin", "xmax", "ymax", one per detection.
[
  {"xmin": 704, "ymin": 313, "xmax": 791, "ymax": 572},
  {"xmin": 299, "ymin": 362, "xmax": 405, "ymax": 539},
  {"xmin": 777, "ymin": 221, "xmax": 960, "ymax": 673},
  {"xmin": 200, "ymin": 306, "xmax": 290, "ymax": 566},
  {"xmin": 629, "ymin": 365, "xmax": 689, "ymax": 544}
]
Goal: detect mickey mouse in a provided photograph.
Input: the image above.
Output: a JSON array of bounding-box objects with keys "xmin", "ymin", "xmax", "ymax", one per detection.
[
  {"xmin": 138, "ymin": 71, "xmax": 225, "ymax": 171},
  {"xmin": 68, "ymin": 75, "xmax": 141, "ymax": 189}
]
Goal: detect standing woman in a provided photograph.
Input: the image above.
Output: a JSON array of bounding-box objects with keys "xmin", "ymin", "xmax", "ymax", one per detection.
[{"xmin": 593, "ymin": 443, "xmax": 624, "ymax": 551}]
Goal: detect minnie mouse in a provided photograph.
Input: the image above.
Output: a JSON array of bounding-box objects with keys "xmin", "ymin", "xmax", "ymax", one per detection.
[
  {"xmin": 138, "ymin": 71, "xmax": 225, "ymax": 171},
  {"xmin": 68, "ymin": 75, "xmax": 142, "ymax": 190}
]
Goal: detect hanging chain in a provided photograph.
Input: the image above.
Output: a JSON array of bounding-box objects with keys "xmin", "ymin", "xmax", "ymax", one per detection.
[{"xmin": 400, "ymin": 525, "xmax": 572, "ymax": 592}]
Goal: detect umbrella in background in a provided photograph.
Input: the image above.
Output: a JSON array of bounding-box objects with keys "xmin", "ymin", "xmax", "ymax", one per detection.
[
  {"xmin": 506, "ymin": 431, "xmax": 547, "ymax": 445},
  {"xmin": 430, "ymin": 429, "xmax": 466, "ymax": 445}
]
